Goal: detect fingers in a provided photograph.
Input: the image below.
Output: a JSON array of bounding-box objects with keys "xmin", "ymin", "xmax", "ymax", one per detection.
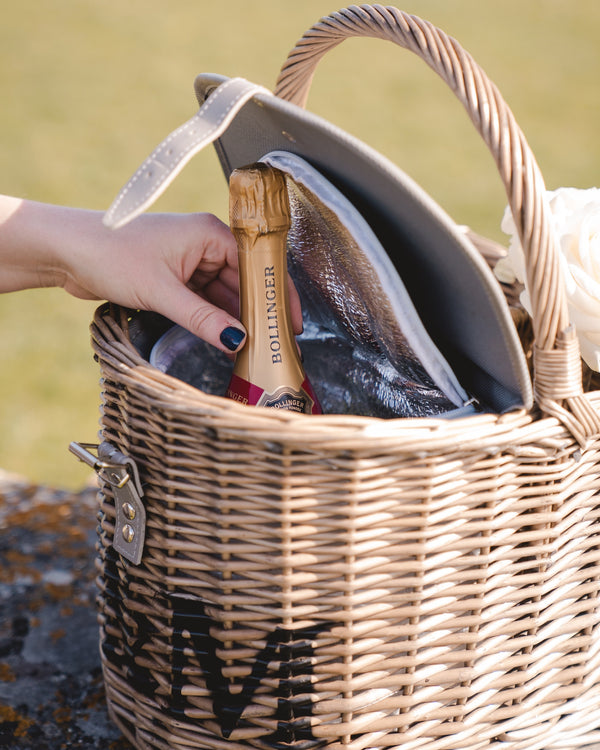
[
  {"xmin": 158, "ymin": 282, "xmax": 246, "ymax": 355},
  {"xmin": 185, "ymin": 214, "xmax": 303, "ymax": 334},
  {"xmin": 203, "ymin": 277, "xmax": 240, "ymax": 319},
  {"xmin": 202, "ymin": 272, "xmax": 303, "ymax": 336},
  {"xmin": 288, "ymin": 276, "xmax": 304, "ymax": 335}
]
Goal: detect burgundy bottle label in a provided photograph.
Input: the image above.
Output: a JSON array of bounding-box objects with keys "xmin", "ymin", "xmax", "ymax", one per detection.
[{"xmin": 226, "ymin": 375, "xmax": 322, "ymax": 414}]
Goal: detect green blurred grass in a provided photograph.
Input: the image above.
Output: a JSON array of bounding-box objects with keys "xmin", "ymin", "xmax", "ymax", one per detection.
[{"xmin": 1, "ymin": 0, "xmax": 600, "ymax": 488}]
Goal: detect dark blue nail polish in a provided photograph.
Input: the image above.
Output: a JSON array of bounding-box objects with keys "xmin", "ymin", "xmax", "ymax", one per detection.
[{"xmin": 220, "ymin": 326, "xmax": 245, "ymax": 351}]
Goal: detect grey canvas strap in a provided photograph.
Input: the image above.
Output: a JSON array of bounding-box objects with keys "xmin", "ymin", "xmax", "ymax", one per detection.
[{"xmin": 104, "ymin": 77, "xmax": 270, "ymax": 229}]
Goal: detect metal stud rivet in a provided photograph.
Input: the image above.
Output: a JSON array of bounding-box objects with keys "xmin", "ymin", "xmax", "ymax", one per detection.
[
  {"xmin": 122, "ymin": 524, "xmax": 135, "ymax": 544},
  {"xmin": 122, "ymin": 502, "xmax": 136, "ymax": 520}
]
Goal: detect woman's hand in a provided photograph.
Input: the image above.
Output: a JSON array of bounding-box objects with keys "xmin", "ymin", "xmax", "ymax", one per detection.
[{"xmin": 0, "ymin": 195, "xmax": 302, "ymax": 353}]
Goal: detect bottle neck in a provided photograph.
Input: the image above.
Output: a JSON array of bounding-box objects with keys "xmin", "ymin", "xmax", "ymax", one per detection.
[{"xmin": 233, "ymin": 229, "xmax": 303, "ymax": 389}]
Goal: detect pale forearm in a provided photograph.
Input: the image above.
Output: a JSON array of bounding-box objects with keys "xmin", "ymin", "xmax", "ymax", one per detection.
[{"xmin": 0, "ymin": 195, "xmax": 90, "ymax": 293}]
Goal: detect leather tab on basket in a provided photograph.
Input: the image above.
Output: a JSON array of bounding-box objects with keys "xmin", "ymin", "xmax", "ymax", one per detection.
[
  {"xmin": 112, "ymin": 469, "xmax": 146, "ymax": 565},
  {"xmin": 533, "ymin": 326, "xmax": 600, "ymax": 447},
  {"xmin": 96, "ymin": 442, "xmax": 147, "ymax": 565}
]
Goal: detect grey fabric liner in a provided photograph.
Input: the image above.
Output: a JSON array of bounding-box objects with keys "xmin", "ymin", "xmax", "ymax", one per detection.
[{"xmin": 195, "ymin": 74, "xmax": 532, "ymax": 413}]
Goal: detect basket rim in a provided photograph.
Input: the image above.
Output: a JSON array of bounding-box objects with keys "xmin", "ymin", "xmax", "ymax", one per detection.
[{"xmin": 92, "ymin": 304, "xmax": 591, "ymax": 455}]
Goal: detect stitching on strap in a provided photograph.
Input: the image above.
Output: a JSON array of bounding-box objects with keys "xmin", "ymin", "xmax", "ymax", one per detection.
[{"xmin": 105, "ymin": 78, "xmax": 270, "ymax": 225}]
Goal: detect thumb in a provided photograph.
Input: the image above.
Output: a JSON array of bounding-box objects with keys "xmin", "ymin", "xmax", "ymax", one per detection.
[{"xmin": 157, "ymin": 283, "xmax": 246, "ymax": 354}]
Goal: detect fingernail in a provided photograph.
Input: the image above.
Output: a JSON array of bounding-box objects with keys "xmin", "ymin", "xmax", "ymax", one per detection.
[{"xmin": 220, "ymin": 326, "xmax": 245, "ymax": 351}]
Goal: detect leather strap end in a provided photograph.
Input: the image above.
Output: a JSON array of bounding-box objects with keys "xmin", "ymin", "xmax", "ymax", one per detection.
[{"xmin": 103, "ymin": 77, "xmax": 271, "ymax": 229}]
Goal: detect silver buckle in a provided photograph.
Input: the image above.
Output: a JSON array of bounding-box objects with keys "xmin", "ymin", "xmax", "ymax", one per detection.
[{"xmin": 69, "ymin": 441, "xmax": 146, "ymax": 565}]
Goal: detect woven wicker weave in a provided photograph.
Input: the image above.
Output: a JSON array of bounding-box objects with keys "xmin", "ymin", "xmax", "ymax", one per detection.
[{"xmin": 91, "ymin": 6, "xmax": 600, "ymax": 750}]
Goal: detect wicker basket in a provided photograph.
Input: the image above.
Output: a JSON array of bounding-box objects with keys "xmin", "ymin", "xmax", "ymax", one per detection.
[{"xmin": 89, "ymin": 6, "xmax": 600, "ymax": 750}]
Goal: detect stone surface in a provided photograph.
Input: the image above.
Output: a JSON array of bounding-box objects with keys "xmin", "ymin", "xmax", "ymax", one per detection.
[{"xmin": 0, "ymin": 471, "xmax": 132, "ymax": 749}]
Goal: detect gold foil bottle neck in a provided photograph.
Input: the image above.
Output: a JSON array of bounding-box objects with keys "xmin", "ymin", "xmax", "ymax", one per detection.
[
  {"xmin": 226, "ymin": 162, "xmax": 322, "ymax": 414},
  {"xmin": 229, "ymin": 163, "xmax": 291, "ymax": 235}
]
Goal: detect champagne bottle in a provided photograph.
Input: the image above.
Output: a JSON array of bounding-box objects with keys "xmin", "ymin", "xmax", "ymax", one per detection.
[{"xmin": 225, "ymin": 163, "xmax": 322, "ymax": 414}]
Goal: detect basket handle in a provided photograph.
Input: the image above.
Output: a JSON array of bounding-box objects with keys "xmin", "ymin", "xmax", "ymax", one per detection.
[{"xmin": 274, "ymin": 4, "xmax": 600, "ymax": 445}]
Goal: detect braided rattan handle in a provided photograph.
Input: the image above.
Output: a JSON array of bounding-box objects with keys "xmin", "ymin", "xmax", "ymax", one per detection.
[{"xmin": 275, "ymin": 4, "xmax": 600, "ymax": 444}]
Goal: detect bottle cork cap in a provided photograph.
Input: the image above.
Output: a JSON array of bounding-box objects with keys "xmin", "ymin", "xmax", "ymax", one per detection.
[{"xmin": 229, "ymin": 163, "xmax": 291, "ymax": 234}]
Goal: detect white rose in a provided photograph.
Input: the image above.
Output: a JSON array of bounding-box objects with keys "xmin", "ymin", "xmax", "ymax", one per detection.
[{"xmin": 495, "ymin": 186, "xmax": 600, "ymax": 371}]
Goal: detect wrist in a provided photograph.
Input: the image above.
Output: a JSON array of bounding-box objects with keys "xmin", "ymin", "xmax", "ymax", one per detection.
[
  {"xmin": 0, "ymin": 196, "xmax": 105, "ymax": 294},
  {"xmin": 0, "ymin": 196, "xmax": 69, "ymax": 291}
]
